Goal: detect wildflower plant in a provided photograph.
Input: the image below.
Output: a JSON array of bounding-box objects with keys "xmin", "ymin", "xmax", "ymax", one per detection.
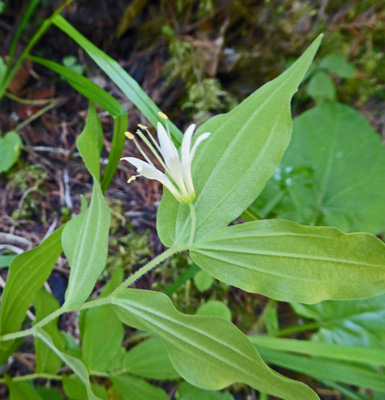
[{"xmin": 3, "ymin": 11, "xmax": 385, "ymax": 400}]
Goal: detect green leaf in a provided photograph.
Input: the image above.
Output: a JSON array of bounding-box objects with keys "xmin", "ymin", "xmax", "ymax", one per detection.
[
  {"xmin": 5, "ymin": 376, "xmax": 43, "ymax": 400},
  {"xmin": 291, "ymin": 294, "xmax": 385, "ymax": 349},
  {"xmin": 0, "ymin": 56, "xmax": 6, "ymax": 84},
  {"xmin": 319, "ymin": 54, "xmax": 356, "ymax": 78},
  {"xmin": 35, "ymin": 387, "xmax": 63, "ymax": 400},
  {"xmin": 157, "ymin": 35, "xmax": 322, "ymax": 246},
  {"xmin": 33, "ymin": 288, "xmax": 65, "ymax": 374},
  {"xmin": 193, "ymin": 269, "xmax": 214, "ymax": 292},
  {"xmin": 0, "ymin": 131, "xmax": 23, "ymax": 173},
  {"xmin": 123, "ymin": 337, "xmax": 179, "ymax": 380},
  {"xmin": 112, "ymin": 375, "xmax": 169, "ymax": 400},
  {"xmin": 196, "ymin": 301, "xmax": 232, "ymax": 321},
  {"xmin": 256, "ymin": 346, "xmax": 385, "ymax": 393},
  {"xmin": 178, "ymin": 381, "xmax": 235, "ymax": 400},
  {"xmin": 112, "ymin": 289, "xmax": 319, "ymax": 400},
  {"xmin": 0, "ymin": 227, "xmax": 63, "ymax": 341},
  {"xmin": 80, "ymin": 305, "xmax": 125, "ymax": 371},
  {"xmin": 29, "ymin": 55, "xmax": 128, "ymax": 192},
  {"xmin": 0, "ymin": 254, "xmax": 16, "ymax": 267},
  {"xmin": 76, "ymin": 102, "xmax": 104, "ymax": 181},
  {"xmin": 249, "ymin": 336, "xmax": 385, "ymax": 366},
  {"xmin": 34, "ymin": 329, "xmax": 101, "ymax": 400},
  {"xmin": 306, "ymin": 71, "xmax": 336, "ymax": 101},
  {"xmin": 61, "ymin": 331, "xmax": 82, "ymax": 359},
  {"xmin": 63, "ymin": 180, "xmax": 110, "ymax": 308},
  {"xmin": 51, "ymin": 15, "xmax": 183, "ymax": 144},
  {"xmin": 251, "ymin": 102, "xmax": 385, "ymax": 234},
  {"xmin": 190, "ymin": 219, "xmax": 385, "ymax": 303},
  {"xmin": 63, "ymin": 376, "xmax": 108, "ymax": 400}
]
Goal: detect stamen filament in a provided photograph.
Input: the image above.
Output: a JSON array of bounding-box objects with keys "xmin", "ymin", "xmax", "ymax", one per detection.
[
  {"xmin": 133, "ymin": 137, "xmax": 154, "ymax": 166},
  {"xmin": 143, "ymin": 127, "xmax": 163, "ymax": 155},
  {"xmin": 135, "ymin": 129, "xmax": 170, "ymax": 173}
]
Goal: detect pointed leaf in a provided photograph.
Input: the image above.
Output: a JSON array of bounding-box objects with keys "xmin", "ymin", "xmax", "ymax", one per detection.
[
  {"xmin": 111, "ymin": 289, "xmax": 319, "ymax": 400},
  {"xmin": 157, "ymin": 35, "xmax": 322, "ymax": 246},
  {"xmin": 76, "ymin": 102, "xmax": 104, "ymax": 181},
  {"xmin": 63, "ymin": 180, "xmax": 110, "ymax": 308},
  {"xmin": 0, "ymin": 227, "xmax": 63, "ymax": 341},
  {"xmin": 190, "ymin": 219, "xmax": 385, "ymax": 303}
]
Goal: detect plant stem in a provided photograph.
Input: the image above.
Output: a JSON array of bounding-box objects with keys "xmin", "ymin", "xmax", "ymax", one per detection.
[
  {"xmin": 0, "ymin": 246, "xmax": 185, "ymax": 342},
  {"xmin": 0, "ymin": 373, "xmax": 63, "ymax": 383},
  {"xmin": 112, "ymin": 245, "xmax": 185, "ymax": 295},
  {"xmin": 187, "ymin": 201, "xmax": 196, "ymax": 246},
  {"xmin": 274, "ymin": 321, "xmax": 322, "ymax": 337}
]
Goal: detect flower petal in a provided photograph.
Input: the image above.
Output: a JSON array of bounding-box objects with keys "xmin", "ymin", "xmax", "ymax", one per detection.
[
  {"xmin": 181, "ymin": 124, "xmax": 196, "ymax": 172},
  {"xmin": 183, "ymin": 132, "xmax": 211, "ymax": 196},
  {"xmin": 121, "ymin": 157, "xmax": 182, "ymax": 200},
  {"xmin": 157, "ymin": 122, "xmax": 178, "ymax": 164}
]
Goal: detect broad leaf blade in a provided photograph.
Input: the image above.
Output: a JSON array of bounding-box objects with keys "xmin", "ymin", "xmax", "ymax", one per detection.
[
  {"xmin": 51, "ymin": 15, "xmax": 182, "ymax": 144},
  {"xmin": 34, "ymin": 329, "xmax": 101, "ymax": 400},
  {"xmin": 33, "ymin": 288, "xmax": 65, "ymax": 374},
  {"xmin": 0, "ymin": 131, "xmax": 23, "ymax": 173},
  {"xmin": 123, "ymin": 337, "xmax": 179, "ymax": 380},
  {"xmin": 291, "ymin": 294, "xmax": 385, "ymax": 349},
  {"xmin": 157, "ymin": 35, "xmax": 323, "ymax": 246},
  {"xmin": 80, "ymin": 305, "xmax": 124, "ymax": 371},
  {"xmin": 0, "ymin": 227, "xmax": 63, "ymax": 340},
  {"xmin": 251, "ymin": 103, "xmax": 385, "ymax": 234},
  {"xmin": 76, "ymin": 102, "xmax": 104, "ymax": 181},
  {"xmin": 190, "ymin": 219, "xmax": 385, "ymax": 303},
  {"xmin": 63, "ymin": 181, "xmax": 110, "ymax": 308},
  {"xmin": 112, "ymin": 289, "xmax": 319, "ymax": 400}
]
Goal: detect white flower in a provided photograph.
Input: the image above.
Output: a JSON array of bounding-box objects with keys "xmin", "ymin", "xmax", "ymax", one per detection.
[{"xmin": 121, "ymin": 114, "xmax": 210, "ymax": 203}]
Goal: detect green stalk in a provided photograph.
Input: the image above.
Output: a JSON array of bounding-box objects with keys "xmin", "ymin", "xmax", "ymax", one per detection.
[
  {"xmin": 275, "ymin": 321, "xmax": 322, "ymax": 337},
  {"xmin": 0, "ymin": 245, "xmax": 185, "ymax": 343},
  {"xmin": 187, "ymin": 201, "xmax": 196, "ymax": 246}
]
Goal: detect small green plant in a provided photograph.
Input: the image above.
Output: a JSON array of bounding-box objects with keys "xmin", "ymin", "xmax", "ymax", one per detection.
[
  {"xmin": 305, "ymin": 53, "xmax": 356, "ymax": 102},
  {"xmin": 2, "ymin": 4, "xmax": 385, "ymax": 400},
  {"xmin": 62, "ymin": 55, "xmax": 85, "ymax": 75}
]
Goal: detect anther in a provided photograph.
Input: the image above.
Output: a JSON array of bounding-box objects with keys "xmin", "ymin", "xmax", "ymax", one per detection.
[
  {"xmin": 125, "ymin": 131, "xmax": 134, "ymax": 140},
  {"xmin": 158, "ymin": 112, "xmax": 168, "ymax": 120},
  {"xmin": 127, "ymin": 176, "xmax": 137, "ymax": 183},
  {"xmin": 138, "ymin": 124, "xmax": 148, "ymax": 129}
]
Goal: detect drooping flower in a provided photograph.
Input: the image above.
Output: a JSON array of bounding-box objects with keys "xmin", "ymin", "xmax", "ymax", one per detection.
[{"xmin": 121, "ymin": 113, "xmax": 210, "ymax": 203}]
